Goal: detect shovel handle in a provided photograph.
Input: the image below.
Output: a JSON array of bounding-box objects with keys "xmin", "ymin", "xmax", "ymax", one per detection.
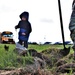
[{"xmin": 58, "ymin": 0, "xmax": 66, "ymax": 49}]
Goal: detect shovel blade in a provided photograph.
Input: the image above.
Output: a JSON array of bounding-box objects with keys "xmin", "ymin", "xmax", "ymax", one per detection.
[{"xmin": 59, "ymin": 47, "xmax": 70, "ymax": 56}]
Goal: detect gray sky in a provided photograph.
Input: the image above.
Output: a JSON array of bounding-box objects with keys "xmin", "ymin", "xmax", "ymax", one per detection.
[{"xmin": 0, "ymin": 0, "xmax": 73, "ymax": 43}]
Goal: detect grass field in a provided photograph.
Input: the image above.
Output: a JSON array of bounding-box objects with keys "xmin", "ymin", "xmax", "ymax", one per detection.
[
  {"xmin": 0, "ymin": 43, "xmax": 73, "ymax": 69},
  {"xmin": 0, "ymin": 43, "xmax": 73, "ymax": 52}
]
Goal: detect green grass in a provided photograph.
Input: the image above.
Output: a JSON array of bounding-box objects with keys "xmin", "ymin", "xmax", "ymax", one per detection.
[
  {"xmin": 29, "ymin": 44, "xmax": 73, "ymax": 52},
  {"xmin": 28, "ymin": 44, "xmax": 51, "ymax": 52},
  {"xmin": 0, "ymin": 44, "xmax": 73, "ymax": 69}
]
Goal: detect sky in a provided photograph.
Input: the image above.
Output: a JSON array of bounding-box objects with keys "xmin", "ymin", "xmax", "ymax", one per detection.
[{"xmin": 0, "ymin": 0, "xmax": 73, "ymax": 44}]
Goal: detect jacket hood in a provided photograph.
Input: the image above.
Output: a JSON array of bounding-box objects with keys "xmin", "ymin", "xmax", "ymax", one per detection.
[{"xmin": 19, "ymin": 11, "xmax": 29, "ymax": 20}]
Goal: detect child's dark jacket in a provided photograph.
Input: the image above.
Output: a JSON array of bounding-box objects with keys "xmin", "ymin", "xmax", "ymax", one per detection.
[{"xmin": 15, "ymin": 20, "xmax": 32, "ymax": 41}]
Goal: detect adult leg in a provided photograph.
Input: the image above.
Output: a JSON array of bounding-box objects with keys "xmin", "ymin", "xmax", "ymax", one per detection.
[
  {"xmin": 70, "ymin": 30, "xmax": 75, "ymax": 59},
  {"xmin": 69, "ymin": 10, "xmax": 75, "ymax": 59}
]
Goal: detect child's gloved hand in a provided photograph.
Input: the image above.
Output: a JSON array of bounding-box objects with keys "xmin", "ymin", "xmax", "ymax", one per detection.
[
  {"xmin": 15, "ymin": 26, "xmax": 17, "ymax": 29},
  {"xmin": 22, "ymin": 33, "xmax": 26, "ymax": 35}
]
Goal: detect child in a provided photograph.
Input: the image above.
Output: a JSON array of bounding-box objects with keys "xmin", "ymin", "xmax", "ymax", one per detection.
[{"xmin": 15, "ymin": 11, "xmax": 32, "ymax": 49}]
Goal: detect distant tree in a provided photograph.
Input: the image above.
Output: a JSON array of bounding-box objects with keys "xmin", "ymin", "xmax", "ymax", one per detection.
[
  {"xmin": 44, "ymin": 42, "xmax": 52, "ymax": 45},
  {"xmin": 28, "ymin": 42, "xmax": 32, "ymax": 44},
  {"xmin": 54, "ymin": 42, "xmax": 62, "ymax": 45},
  {"xmin": 64, "ymin": 41, "xmax": 71, "ymax": 45},
  {"xmin": 31, "ymin": 42, "xmax": 38, "ymax": 45}
]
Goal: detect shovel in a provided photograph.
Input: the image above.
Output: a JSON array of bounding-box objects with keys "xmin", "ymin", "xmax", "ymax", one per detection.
[{"xmin": 58, "ymin": 0, "xmax": 70, "ymax": 56}]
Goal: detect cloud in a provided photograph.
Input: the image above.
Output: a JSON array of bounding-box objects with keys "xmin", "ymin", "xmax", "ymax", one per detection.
[
  {"xmin": 0, "ymin": 5, "xmax": 15, "ymax": 12},
  {"xmin": 40, "ymin": 18, "xmax": 53, "ymax": 23}
]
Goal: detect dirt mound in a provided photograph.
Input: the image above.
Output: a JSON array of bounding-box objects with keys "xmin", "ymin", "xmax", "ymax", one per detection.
[
  {"xmin": 0, "ymin": 68, "xmax": 53, "ymax": 75},
  {"xmin": 1, "ymin": 48, "xmax": 75, "ymax": 75}
]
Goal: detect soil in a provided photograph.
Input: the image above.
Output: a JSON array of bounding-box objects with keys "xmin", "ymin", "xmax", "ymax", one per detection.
[{"xmin": 0, "ymin": 47, "xmax": 75, "ymax": 75}]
